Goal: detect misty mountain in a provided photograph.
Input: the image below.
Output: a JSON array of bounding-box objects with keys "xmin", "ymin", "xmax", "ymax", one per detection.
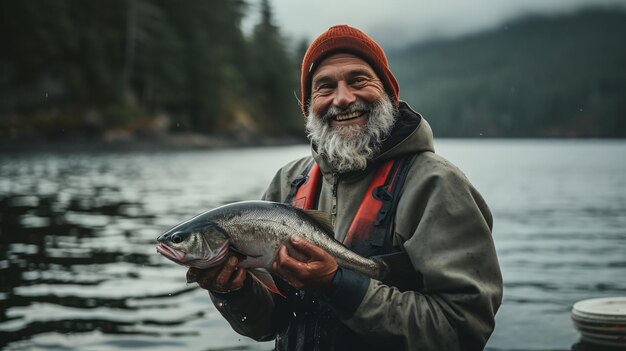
[{"xmin": 388, "ymin": 7, "xmax": 626, "ymax": 137}]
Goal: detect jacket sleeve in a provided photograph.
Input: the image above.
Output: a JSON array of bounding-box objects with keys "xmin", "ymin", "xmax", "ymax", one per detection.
[
  {"xmin": 209, "ymin": 276, "xmax": 277, "ymax": 341},
  {"xmin": 323, "ymin": 156, "xmax": 503, "ymax": 350}
]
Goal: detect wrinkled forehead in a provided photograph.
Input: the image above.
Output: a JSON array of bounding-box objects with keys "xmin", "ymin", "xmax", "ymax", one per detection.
[{"xmin": 312, "ymin": 53, "xmax": 379, "ymax": 84}]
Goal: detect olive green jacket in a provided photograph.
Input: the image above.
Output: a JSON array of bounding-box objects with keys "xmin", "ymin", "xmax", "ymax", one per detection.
[{"xmin": 210, "ymin": 103, "xmax": 503, "ymax": 350}]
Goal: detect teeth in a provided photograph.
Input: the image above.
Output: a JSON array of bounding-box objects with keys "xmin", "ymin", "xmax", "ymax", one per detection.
[{"xmin": 335, "ymin": 111, "xmax": 363, "ymax": 121}]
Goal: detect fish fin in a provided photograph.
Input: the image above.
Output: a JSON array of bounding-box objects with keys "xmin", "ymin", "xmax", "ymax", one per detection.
[
  {"xmin": 302, "ymin": 209, "xmax": 334, "ymax": 233},
  {"xmin": 249, "ymin": 268, "xmax": 286, "ymax": 298}
]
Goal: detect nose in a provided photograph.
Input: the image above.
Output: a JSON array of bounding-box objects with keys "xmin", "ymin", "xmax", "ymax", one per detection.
[{"xmin": 333, "ymin": 81, "xmax": 356, "ymax": 108}]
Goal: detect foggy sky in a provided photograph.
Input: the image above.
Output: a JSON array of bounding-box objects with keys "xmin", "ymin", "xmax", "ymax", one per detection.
[{"xmin": 243, "ymin": 0, "xmax": 626, "ymax": 49}]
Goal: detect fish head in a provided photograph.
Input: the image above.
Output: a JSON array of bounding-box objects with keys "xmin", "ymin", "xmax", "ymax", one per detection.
[{"xmin": 156, "ymin": 220, "xmax": 230, "ymax": 269}]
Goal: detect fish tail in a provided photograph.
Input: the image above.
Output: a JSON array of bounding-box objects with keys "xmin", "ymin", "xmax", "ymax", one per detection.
[{"xmin": 372, "ymin": 257, "xmax": 390, "ymax": 280}]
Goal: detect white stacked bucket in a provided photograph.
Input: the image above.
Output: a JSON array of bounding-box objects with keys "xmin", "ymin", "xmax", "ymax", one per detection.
[{"xmin": 572, "ymin": 297, "xmax": 626, "ymax": 348}]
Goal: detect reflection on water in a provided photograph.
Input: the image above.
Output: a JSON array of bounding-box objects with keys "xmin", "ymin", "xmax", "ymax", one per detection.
[
  {"xmin": 0, "ymin": 141, "xmax": 625, "ymax": 351},
  {"xmin": 0, "ymin": 148, "xmax": 309, "ymax": 351}
]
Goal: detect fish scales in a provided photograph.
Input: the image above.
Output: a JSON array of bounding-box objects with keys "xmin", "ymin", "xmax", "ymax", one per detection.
[{"xmin": 214, "ymin": 202, "xmax": 379, "ymax": 276}]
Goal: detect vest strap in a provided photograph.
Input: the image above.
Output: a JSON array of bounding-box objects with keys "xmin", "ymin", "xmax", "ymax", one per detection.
[
  {"xmin": 290, "ymin": 162, "xmax": 322, "ymax": 209},
  {"xmin": 343, "ymin": 159, "xmax": 400, "ymax": 247}
]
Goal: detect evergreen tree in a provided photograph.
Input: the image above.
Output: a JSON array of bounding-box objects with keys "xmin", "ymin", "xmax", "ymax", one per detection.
[
  {"xmin": 156, "ymin": 0, "xmax": 249, "ymax": 132},
  {"xmin": 249, "ymin": 0, "xmax": 300, "ymax": 133}
]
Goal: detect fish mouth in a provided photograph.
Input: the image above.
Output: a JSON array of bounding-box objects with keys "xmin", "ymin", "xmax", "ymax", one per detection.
[
  {"xmin": 156, "ymin": 241, "xmax": 231, "ymax": 269},
  {"xmin": 156, "ymin": 243, "xmax": 187, "ymax": 265}
]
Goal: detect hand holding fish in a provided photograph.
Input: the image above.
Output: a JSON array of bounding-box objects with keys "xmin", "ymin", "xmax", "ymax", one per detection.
[
  {"xmin": 186, "ymin": 255, "xmax": 248, "ymax": 294},
  {"xmin": 157, "ymin": 201, "xmax": 387, "ymax": 298},
  {"xmin": 272, "ymin": 235, "xmax": 339, "ymax": 292}
]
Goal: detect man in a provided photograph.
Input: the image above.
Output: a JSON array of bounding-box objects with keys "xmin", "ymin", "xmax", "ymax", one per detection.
[{"xmin": 187, "ymin": 25, "xmax": 503, "ymax": 350}]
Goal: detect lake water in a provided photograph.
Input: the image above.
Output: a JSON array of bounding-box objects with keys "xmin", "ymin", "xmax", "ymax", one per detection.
[{"xmin": 1, "ymin": 140, "xmax": 625, "ymax": 351}]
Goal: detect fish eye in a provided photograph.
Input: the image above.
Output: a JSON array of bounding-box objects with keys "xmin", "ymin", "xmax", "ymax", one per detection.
[{"xmin": 172, "ymin": 233, "xmax": 183, "ymax": 244}]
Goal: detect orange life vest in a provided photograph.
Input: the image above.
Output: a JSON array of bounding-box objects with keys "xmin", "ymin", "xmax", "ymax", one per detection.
[
  {"xmin": 287, "ymin": 156, "xmax": 413, "ymax": 253},
  {"xmin": 276, "ymin": 156, "xmax": 422, "ymax": 351}
]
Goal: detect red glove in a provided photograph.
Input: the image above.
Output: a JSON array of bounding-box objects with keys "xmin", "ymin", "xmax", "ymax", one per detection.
[
  {"xmin": 272, "ymin": 235, "xmax": 339, "ymax": 292},
  {"xmin": 187, "ymin": 255, "xmax": 247, "ymax": 294}
]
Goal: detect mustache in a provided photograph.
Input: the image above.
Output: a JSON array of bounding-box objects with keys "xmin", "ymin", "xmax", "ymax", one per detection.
[{"xmin": 320, "ymin": 101, "xmax": 371, "ymax": 121}]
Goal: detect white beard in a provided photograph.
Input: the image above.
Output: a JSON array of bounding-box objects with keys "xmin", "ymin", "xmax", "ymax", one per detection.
[{"xmin": 305, "ymin": 95, "xmax": 396, "ymax": 173}]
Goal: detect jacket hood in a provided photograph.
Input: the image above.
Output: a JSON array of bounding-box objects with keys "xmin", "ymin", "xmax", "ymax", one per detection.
[{"xmin": 312, "ymin": 101, "xmax": 435, "ymax": 179}]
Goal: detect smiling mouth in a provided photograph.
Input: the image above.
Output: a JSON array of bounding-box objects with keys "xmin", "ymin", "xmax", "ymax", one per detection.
[{"xmin": 334, "ymin": 110, "xmax": 365, "ymax": 122}]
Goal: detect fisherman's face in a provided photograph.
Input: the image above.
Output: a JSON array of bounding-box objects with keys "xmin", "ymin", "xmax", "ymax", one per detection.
[
  {"xmin": 309, "ymin": 54, "xmax": 387, "ymax": 134},
  {"xmin": 305, "ymin": 53, "xmax": 396, "ymax": 173}
]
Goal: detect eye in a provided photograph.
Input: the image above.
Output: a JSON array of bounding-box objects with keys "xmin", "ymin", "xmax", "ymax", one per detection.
[
  {"xmin": 349, "ymin": 77, "xmax": 369, "ymax": 88},
  {"xmin": 314, "ymin": 83, "xmax": 333, "ymax": 93},
  {"xmin": 172, "ymin": 233, "xmax": 183, "ymax": 244}
]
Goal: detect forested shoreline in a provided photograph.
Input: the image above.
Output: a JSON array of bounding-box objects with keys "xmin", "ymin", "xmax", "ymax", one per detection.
[
  {"xmin": 389, "ymin": 7, "xmax": 626, "ymax": 138},
  {"xmin": 1, "ymin": 2, "xmax": 625, "ymax": 145},
  {"xmin": 1, "ymin": 0, "xmax": 305, "ymax": 145}
]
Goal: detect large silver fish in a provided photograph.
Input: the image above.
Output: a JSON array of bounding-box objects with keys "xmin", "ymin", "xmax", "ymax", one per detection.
[{"xmin": 156, "ymin": 200, "xmax": 388, "ymax": 295}]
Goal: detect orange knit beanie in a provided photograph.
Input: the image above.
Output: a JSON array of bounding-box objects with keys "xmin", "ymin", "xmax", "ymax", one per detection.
[{"xmin": 300, "ymin": 24, "xmax": 400, "ymax": 115}]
